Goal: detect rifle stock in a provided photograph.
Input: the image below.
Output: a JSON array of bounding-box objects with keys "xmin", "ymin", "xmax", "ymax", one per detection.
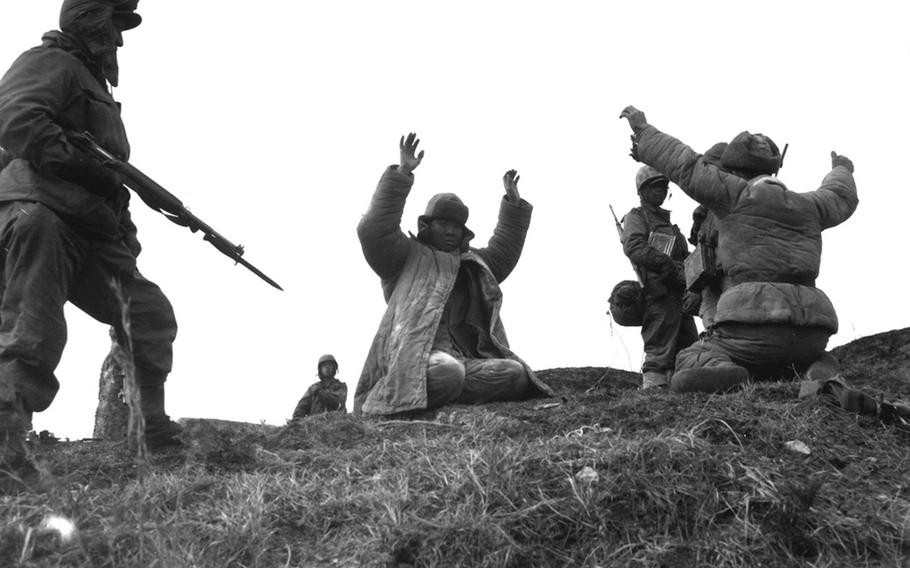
[
  {"xmin": 69, "ymin": 131, "xmax": 283, "ymax": 291},
  {"xmin": 610, "ymin": 203, "xmax": 643, "ymax": 286}
]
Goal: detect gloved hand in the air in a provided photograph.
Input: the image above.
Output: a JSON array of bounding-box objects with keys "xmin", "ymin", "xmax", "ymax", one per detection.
[{"xmin": 830, "ymin": 150, "xmax": 854, "ymax": 174}]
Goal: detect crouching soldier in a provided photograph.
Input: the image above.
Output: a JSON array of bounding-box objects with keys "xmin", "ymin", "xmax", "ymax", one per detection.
[
  {"xmin": 620, "ymin": 106, "xmax": 857, "ymax": 392},
  {"xmin": 292, "ymin": 354, "xmax": 347, "ymax": 419},
  {"xmin": 354, "ymin": 133, "xmax": 554, "ymax": 416},
  {"xmin": 622, "ymin": 166, "xmax": 698, "ymax": 389}
]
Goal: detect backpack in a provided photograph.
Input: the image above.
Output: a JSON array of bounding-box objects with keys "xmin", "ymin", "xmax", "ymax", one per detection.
[{"xmin": 608, "ymin": 279, "xmax": 644, "ymax": 326}]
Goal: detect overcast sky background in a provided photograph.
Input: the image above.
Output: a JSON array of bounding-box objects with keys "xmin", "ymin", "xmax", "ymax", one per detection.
[{"xmin": 1, "ymin": 1, "xmax": 907, "ymax": 439}]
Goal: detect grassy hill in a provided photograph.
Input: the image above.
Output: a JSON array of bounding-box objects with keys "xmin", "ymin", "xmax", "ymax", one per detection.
[{"xmin": 2, "ymin": 329, "xmax": 909, "ymax": 567}]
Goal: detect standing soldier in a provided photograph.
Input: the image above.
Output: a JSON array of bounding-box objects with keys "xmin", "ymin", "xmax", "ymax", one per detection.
[
  {"xmin": 0, "ymin": 0, "xmax": 181, "ymax": 492},
  {"xmin": 292, "ymin": 355, "xmax": 348, "ymax": 419},
  {"xmin": 622, "ymin": 166, "xmax": 699, "ymax": 389}
]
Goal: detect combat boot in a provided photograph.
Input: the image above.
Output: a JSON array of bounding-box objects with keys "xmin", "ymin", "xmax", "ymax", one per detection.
[
  {"xmin": 140, "ymin": 384, "xmax": 183, "ymax": 450},
  {"xmin": 641, "ymin": 371, "xmax": 669, "ymax": 390},
  {"xmin": 804, "ymin": 352, "xmax": 841, "ymax": 382},
  {"xmin": 0, "ymin": 398, "xmax": 42, "ymax": 494}
]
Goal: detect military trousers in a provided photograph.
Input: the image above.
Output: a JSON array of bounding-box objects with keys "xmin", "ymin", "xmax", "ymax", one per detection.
[
  {"xmin": 425, "ymin": 350, "xmax": 530, "ymax": 409},
  {"xmin": 0, "ymin": 201, "xmax": 177, "ymax": 412},
  {"xmin": 640, "ymin": 292, "xmax": 699, "ymax": 374}
]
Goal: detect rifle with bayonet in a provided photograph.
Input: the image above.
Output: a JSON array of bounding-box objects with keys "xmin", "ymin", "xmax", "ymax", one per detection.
[{"xmin": 69, "ymin": 131, "xmax": 283, "ymax": 291}]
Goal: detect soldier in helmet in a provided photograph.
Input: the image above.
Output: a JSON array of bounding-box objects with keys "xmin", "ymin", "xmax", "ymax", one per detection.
[
  {"xmin": 292, "ymin": 355, "xmax": 348, "ymax": 419},
  {"xmin": 354, "ymin": 133, "xmax": 554, "ymax": 416},
  {"xmin": 620, "ymin": 105, "xmax": 857, "ymax": 392},
  {"xmin": 621, "ymin": 166, "xmax": 699, "ymax": 389},
  {"xmin": 0, "ymin": 0, "xmax": 180, "ymax": 492}
]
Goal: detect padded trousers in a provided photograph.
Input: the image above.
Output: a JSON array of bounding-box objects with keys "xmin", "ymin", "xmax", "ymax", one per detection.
[
  {"xmin": 674, "ymin": 322, "xmax": 831, "ymax": 380},
  {"xmin": 425, "ymin": 350, "xmax": 531, "ymax": 410},
  {"xmin": 0, "ymin": 202, "xmax": 177, "ymax": 412}
]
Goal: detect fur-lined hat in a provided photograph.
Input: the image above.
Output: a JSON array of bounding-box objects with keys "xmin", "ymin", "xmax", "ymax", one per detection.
[
  {"xmin": 416, "ymin": 193, "xmax": 475, "ymax": 250},
  {"xmin": 720, "ymin": 132, "xmax": 780, "ymax": 176}
]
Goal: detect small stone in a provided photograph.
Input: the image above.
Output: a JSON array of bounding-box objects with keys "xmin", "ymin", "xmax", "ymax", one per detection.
[{"xmin": 784, "ymin": 440, "xmax": 811, "ymax": 455}]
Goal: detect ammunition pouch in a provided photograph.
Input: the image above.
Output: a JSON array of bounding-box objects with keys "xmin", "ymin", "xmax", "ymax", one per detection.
[{"xmin": 684, "ymin": 244, "xmax": 718, "ymax": 292}]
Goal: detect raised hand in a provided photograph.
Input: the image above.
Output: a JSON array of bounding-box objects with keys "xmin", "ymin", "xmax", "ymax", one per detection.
[
  {"xmin": 398, "ymin": 132, "xmax": 424, "ymax": 175},
  {"xmin": 619, "ymin": 105, "xmax": 648, "ymax": 132},
  {"xmin": 830, "ymin": 150, "xmax": 854, "ymax": 174},
  {"xmin": 503, "ymin": 169, "xmax": 521, "ymax": 204}
]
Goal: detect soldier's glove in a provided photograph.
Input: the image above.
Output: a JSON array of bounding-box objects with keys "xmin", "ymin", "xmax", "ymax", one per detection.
[
  {"xmin": 653, "ymin": 255, "xmax": 674, "ymax": 278},
  {"xmin": 619, "ymin": 106, "xmax": 647, "ymax": 161},
  {"xmin": 830, "ymin": 151, "xmax": 854, "ymax": 174},
  {"xmin": 57, "ymin": 150, "xmax": 123, "ymax": 199},
  {"xmin": 658, "ymin": 253, "xmax": 676, "ymax": 270},
  {"xmin": 619, "ymin": 106, "xmax": 647, "ymax": 132},
  {"xmin": 671, "ymin": 262, "xmax": 687, "ymax": 291}
]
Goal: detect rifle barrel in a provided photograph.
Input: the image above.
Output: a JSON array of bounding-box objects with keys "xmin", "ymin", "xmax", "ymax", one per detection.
[
  {"xmin": 609, "ymin": 204, "xmax": 624, "ymax": 241},
  {"xmin": 69, "ymin": 130, "xmax": 283, "ymax": 291}
]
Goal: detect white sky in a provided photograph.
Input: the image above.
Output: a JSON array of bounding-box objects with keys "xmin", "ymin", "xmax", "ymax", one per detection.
[{"xmin": 1, "ymin": 1, "xmax": 907, "ymax": 439}]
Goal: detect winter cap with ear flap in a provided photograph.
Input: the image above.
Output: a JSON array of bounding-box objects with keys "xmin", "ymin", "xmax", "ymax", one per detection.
[
  {"xmin": 720, "ymin": 131, "xmax": 781, "ymax": 176},
  {"xmin": 61, "ymin": 0, "xmax": 141, "ymax": 42},
  {"xmin": 112, "ymin": 0, "xmax": 141, "ymax": 30},
  {"xmin": 60, "ymin": 0, "xmax": 142, "ymax": 58},
  {"xmin": 59, "ymin": 0, "xmax": 140, "ymax": 87},
  {"xmin": 635, "ymin": 165, "xmax": 669, "ymax": 192},
  {"xmin": 417, "ymin": 193, "xmax": 476, "ymax": 247}
]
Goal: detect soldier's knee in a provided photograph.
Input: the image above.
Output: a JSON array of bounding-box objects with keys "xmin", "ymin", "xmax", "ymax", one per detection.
[
  {"xmin": 500, "ymin": 359, "xmax": 529, "ymax": 391},
  {"xmin": 426, "ymin": 351, "xmax": 465, "ymax": 408},
  {"xmin": 126, "ymin": 281, "xmax": 177, "ymax": 336},
  {"xmin": 481, "ymin": 359, "xmax": 530, "ymax": 398},
  {"xmin": 5, "ymin": 203, "xmax": 69, "ymax": 246}
]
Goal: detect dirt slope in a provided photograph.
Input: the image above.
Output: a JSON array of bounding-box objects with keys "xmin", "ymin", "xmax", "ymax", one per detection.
[
  {"xmin": 832, "ymin": 327, "xmax": 910, "ymax": 397},
  {"xmin": 9, "ymin": 327, "xmax": 909, "ymax": 567}
]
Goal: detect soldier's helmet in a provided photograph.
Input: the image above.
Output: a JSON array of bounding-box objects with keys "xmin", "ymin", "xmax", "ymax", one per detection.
[
  {"xmin": 317, "ymin": 354, "xmax": 337, "ymax": 370},
  {"xmin": 635, "ymin": 165, "xmax": 669, "ymax": 192}
]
